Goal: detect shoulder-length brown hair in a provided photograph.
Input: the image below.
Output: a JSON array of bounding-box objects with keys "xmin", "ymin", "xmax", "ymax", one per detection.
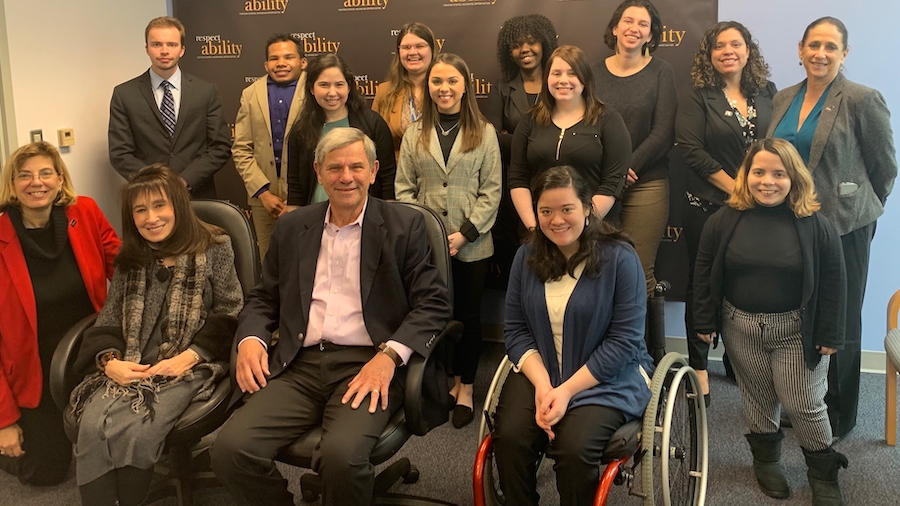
[
  {"xmin": 0, "ymin": 141, "xmax": 78, "ymax": 209},
  {"xmin": 418, "ymin": 53, "xmax": 488, "ymax": 154},
  {"xmin": 527, "ymin": 165, "xmax": 631, "ymax": 283},
  {"xmin": 115, "ymin": 164, "xmax": 223, "ymax": 271},
  {"xmin": 293, "ymin": 53, "xmax": 366, "ymax": 154},
  {"xmin": 728, "ymin": 138, "xmax": 820, "ymax": 218},
  {"xmin": 533, "ymin": 45, "xmax": 606, "ymax": 127},
  {"xmin": 374, "ymin": 22, "xmax": 438, "ymax": 119},
  {"xmin": 690, "ymin": 21, "xmax": 770, "ymax": 97}
]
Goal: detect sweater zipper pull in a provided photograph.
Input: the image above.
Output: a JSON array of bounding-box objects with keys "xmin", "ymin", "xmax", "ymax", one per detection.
[{"xmin": 556, "ymin": 127, "xmax": 566, "ymax": 160}]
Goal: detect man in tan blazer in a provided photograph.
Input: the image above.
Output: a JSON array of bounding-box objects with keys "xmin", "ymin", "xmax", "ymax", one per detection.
[{"xmin": 233, "ymin": 33, "xmax": 307, "ymax": 259}]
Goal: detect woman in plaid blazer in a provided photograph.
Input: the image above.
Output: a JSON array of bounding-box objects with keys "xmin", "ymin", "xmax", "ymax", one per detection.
[{"xmin": 396, "ymin": 53, "xmax": 502, "ymax": 429}]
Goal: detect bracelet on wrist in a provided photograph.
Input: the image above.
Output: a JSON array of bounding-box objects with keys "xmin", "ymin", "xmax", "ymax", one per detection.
[{"xmin": 378, "ymin": 343, "xmax": 403, "ymax": 367}]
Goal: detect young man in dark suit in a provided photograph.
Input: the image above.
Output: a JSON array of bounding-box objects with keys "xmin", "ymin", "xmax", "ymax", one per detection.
[
  {"xmin": 108, "ymin": 16, "xmax": 231, "ymax": 199},
  {"xmin": 211, "ymin": 127, "xmax": 452, "ymax": 506}
]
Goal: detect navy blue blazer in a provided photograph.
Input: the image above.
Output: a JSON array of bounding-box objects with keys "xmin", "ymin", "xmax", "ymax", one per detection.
[{"xmin": 504, "ymin": 242, "xmax": 653, "ymax": 421}]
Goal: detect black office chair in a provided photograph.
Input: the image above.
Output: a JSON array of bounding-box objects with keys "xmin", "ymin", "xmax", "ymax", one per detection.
[
  {"xmin": 49, "ymin": 199, "xmax": 260, "ymax": 506},
  {"xmin": 272, "ymin": 202, "xmax": 462, "ymax": 505}
]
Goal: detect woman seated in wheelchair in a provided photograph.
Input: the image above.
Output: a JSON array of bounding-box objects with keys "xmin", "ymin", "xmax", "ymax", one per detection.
[
  {"xmin": 69, "ymin": 164, "xmax": 243, "ymax": 506},
  {"xmin": 494, "ymin": 165, "xmax": 654, "ymax": 505}
]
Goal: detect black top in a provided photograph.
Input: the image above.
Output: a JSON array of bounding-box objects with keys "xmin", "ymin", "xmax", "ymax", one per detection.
[
  {"xmin": 436, "ymin": 112, "xmax": 461, "ymax": 164},
  {"xmin": 509, "ymin": 111, "xmax": 632, "ymax": 198},
  {"xmin": 11, "ymin": 207, "xmax": 94, "ymax": 383},
  {"xmin": 724, "ymin": 204, "xmax": 802, "ymax": 313},
  {"xmin": 285, "ymin": 109, "xmax": 396, "ymax": 206},
  {"xmin": 485, "ymin": 74, "xmax": 532, "ymax": 166},
  {"xmin": 592, "ymin": 57, "xmax": 677, "ymax": 184},
  {"xmin": 675, "ymin": 82, "xmax": 777, "ymax": 205}
]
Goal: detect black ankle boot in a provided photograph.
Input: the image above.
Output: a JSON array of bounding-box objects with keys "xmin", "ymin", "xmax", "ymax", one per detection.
[
  {"xmin": 803, "ymin": 447, "xmax": 848, "ymax": 506},
  {"xmin": 745, "ymin": 431, "xmax": 791, "ymax": 499}
]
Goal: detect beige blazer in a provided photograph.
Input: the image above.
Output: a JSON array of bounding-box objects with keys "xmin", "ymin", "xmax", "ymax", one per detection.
[
  {"xmin": 232, "ymin": 73, "xmax": 306, "ymax": 201},
  {"xmin": 396, "ymin": 121, "xmax": 501, "ymax": 263}
]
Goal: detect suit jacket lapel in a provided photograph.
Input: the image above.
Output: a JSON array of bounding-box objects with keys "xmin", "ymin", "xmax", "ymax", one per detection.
[
  {"xmin": 808, "ymin": 74, "xmax": 845, "ymax": 170},
  {"xmin": 425, "ymin": 127, "xmax": 447, "ymax": 172},
  {"xmin": 253, "ymin": 77, "xmax": 273, "ymax": 139},
  {"xmin": 296, "ymin": 208, "xmax": 326, "ymax": 321},
  {"xmin": 769, "ymin": 83, "xmax": 802, "ymax": 136},
  {"xmin": 706, "ymin": 88, "xmax": 744, "ymax": 140},
  {"xmin": 138, "ymin": 71, "xmax": 166, "ymax": 127},
  {"xmin": 359, "ymin": 200, "xmax": 386, "ymax": 307},
  {"xmin": 286, "ymin": 73, "xmax": 306, "ymax": 131},
  {"xmin": 173, "ymin": 73, "xmax": 192, "ymax": 142},
  {"xmin": 0, "ymin": 216, "xmax": 37, "ymax": 336},
  {"xmin": 444, "ymin": 131, "xmax": 464, "ymax": 174},
  {"xmin": 508, "ymin": 75, "xmax": 530, "ymax": 120}
]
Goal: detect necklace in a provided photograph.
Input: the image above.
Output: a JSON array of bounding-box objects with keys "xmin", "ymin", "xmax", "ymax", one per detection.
[{"xmin": 439, "ymin": 121, "xmax": 460, "ymax": 136}]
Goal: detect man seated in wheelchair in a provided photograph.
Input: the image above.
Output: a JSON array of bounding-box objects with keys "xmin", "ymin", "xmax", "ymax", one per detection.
[{"xmin": 493, "ymin": 165, "xmax": 655, "ymax": 506}]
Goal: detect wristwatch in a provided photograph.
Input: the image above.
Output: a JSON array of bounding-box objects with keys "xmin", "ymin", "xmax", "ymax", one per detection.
[{"xmin": 378, "ymin": 343, "xmax": 403, "ymax": 367}]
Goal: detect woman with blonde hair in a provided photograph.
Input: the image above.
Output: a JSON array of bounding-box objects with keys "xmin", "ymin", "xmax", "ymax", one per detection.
[
  {"xmin": 0, "ymin": 141, "xmax": 119, "ymax": 486},
  {"xmin": 693, "ymin": 138, "xmax": 847, "ymax": 503}
]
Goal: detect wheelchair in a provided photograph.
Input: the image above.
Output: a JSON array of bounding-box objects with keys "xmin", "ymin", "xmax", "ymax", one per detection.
[{"xmin": 473, "ymin": 283, "xmax": 708, "ymax": 506}]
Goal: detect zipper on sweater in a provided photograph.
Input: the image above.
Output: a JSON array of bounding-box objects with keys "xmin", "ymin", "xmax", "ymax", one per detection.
[{"xmin": 556, "ymin": 127, "xmax": 566, "ymax": 160}]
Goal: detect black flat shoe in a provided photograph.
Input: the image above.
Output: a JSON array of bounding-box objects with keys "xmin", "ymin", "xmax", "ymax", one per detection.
[
  {"xmin": 703, "ymin": 393, "xmax": 711, "ymax": 408},
  {"xmin": 452, "ymin": 405, "xmax": 474, "ymax": 428}
]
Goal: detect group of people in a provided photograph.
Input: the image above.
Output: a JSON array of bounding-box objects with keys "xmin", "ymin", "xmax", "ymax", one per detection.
[{"xmin": 0, "ymin": 3, "xmax": 896, "ymax": 506}]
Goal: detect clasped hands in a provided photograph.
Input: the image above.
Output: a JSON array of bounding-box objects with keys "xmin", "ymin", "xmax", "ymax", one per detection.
[
  {"xmin": 103, "ymin": 352, "xmax": 198, "ymax": 386},
  {"xmin": 236, "ymin": 339, "xmax": 396, "ymax": 413},
  {"xmin": 534, "ymin": 382, "xmax": 575, "ymax": 441}
]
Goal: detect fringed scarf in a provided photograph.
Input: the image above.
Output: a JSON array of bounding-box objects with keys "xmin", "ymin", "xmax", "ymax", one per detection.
[{"xmin": 70, "ymin": 250, "xmax": 227, "ymax": 422}]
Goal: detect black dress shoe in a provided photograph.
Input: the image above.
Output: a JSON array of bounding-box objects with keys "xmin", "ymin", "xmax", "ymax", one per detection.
[{"xmin": 452, "ymin": 405, "xmax": 474, "ymax": 428}]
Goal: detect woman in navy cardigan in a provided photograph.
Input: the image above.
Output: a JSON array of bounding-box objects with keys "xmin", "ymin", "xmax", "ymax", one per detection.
[{"xmin": 493, "ymin": 165, "xmax": 653, "ymax": 506}]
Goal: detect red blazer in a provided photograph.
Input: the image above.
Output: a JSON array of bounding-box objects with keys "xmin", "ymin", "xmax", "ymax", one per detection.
[{"xmin": 0, "ymin": 197, "xmax": 119, "ymax": 428}]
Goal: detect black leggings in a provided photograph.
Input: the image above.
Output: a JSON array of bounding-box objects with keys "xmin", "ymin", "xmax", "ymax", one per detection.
[{"xmin": 451, "ymin": 258, "xmax": 487, "ymax": 384}]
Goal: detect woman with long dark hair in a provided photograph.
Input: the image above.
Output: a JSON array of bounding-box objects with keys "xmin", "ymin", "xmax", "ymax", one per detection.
[{"xmin": 287, "ymin": 53, "xmax": 395, "ymax": 207}]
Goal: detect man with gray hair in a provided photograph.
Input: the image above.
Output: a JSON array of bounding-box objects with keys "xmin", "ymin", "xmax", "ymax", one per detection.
[{"xmin": 212, "ymin": 128, "xmax": 451, "ymax": 505}]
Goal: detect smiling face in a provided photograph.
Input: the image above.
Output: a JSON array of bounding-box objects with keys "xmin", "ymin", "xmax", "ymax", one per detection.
[
  {"xmin": 145, "ymin": 26, "xmax": 185, "ymax": 79},
  {"xmin": 510, "ymin": 35, "xmax": 543, "ymax": 73},
  {"xmin": 746, "ymin": 150, "xmax": 792, "ymax": 207},
  {"xmin": 132, "ymin": 190, "xmax": 176, "ymax": 243},
  {"xmin": 314, "ymin": 141, "xmax": 378, "ymax": 221},
  {"xmin": 13, "ymin": 155, "xmax": 62, "ymax": 214},
  {"xmin": 547, "ymin": 56, "xmax": 584, "ymax": 103},
  {"xmin": 313, "ymin": 66, "xmax": 350, "ymax": 116},
  {"xmin": 265, "ymin": 40, "xmax": 305, "ymax": 84},
  {"xmin": 429, "ymin": 62, "xmax": 466, "ymax": 114},
  {"xmin": 537, "ymin": 186, "xmax": 590, "ymax": 259},
  {"xmin": 398, "ymin": 33, "xmax": 433, "ymax": 77},
  {"xmin": 613, "ymin": 6, "xmax": 652, "ymax": 54},
  {"xmin": 710, "ymin": 28, "xmax": 749, "ymax": 79},
  {"xmin": 799, "ymin": 22, "xmax": 848, "ymax": 85}
]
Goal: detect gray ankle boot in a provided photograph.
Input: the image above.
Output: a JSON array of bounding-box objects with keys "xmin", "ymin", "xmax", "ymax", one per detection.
[
  {"xmin": 802, "ymin": 447, "xmax": 848, "ymax": 506},
  {"xmin": 745, "ymin": 431, "xmax": 791, "ymax": 499}
]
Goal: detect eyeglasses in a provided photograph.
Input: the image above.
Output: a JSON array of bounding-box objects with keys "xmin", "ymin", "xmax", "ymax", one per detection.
[
  {"xmin": 15, "ymin": 169, "xmax": 57, "ymax": 183},
  {"xmin": 399, "ymin": 43, "xmax": 430, "ymax": 52}
]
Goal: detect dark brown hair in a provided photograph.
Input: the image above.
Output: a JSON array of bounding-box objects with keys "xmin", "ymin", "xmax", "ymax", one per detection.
[
  {"xmin": 526, "ymin": 166, "xmax": 630, "ymax": 283},
  {"xmin": 418, "ymin": 53, "xmax": 488, "ymax": 154},
  {"xmin": 533, "ymin": 45, "xmax": 606, "ymax": 127},
  {"xmin": 690, "ymin": 21, "xmax": 770, "ymax": 97},
  {"xmin": 603, "ymin": 0, "xmax": 663, "ymax": 54},
  {"xmin": 115, "ymin": 164, "xmax": 222, "ymax": 271}
]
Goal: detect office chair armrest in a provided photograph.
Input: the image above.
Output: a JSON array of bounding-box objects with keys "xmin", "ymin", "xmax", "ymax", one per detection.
[
  {"xmin": 404, "ymin": 320, "xmax": 464, "ymax": 436},
  {"xmin": 49, "ymin": 313, "xmax": 97, "ymax": 412}
]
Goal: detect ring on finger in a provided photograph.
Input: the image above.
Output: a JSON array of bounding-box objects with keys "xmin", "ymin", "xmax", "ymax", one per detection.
[{"xmin": 372, "ymin": 389, "xmax": 380, "ymax": 395}]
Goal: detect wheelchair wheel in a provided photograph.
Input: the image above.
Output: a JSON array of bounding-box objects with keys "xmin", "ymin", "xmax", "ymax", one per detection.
[
  {"xmin": 475, "ymin": 356, "xmax": 513, "ymax": 506},
  {"xmin": 641, "ymin": 353, "xmax": 708, "ymax": 505}
]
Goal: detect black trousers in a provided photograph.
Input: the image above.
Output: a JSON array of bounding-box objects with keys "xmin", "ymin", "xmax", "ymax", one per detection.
[
  {"xmin": 451, "ymin": 258, "xmax": 487, "ymax": 384},
  {"xmin": 826, "ymin": 222, "xmax": 875, "ymax": 437},
  {"xmin": 682, "ymin": 199, "xmax": 717, "ymax": 370},
  {"xmin": 493, "ymin": 372, "xmax": 626, "ymax": 506},
  {"xmin": 0, "ymin": 383, "xmax": 71, "ymax": 486},
  {"xmin": 210, "ymin": 344, "xmax": 402, "ymax": 506}
]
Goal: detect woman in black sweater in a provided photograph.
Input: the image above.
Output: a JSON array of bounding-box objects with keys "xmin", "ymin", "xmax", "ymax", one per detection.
[
  {"xmin": 286, "ymin": 54, "xmax": 395, "ymax": 207},
  {"xmin": 509, "ymin": 45, "xmax": 631, "ymax": 231}
]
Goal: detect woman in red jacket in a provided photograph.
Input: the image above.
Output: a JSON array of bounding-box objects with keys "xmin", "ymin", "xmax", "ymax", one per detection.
[{"xmin": 0, "ymin": 141, "xmax": 119, "ymax": 486}]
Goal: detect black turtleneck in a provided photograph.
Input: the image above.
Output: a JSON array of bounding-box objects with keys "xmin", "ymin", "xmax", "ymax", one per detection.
[
  {"xmin": 436, "ymin": 112, "xmax": 461, "ymax": 164},
  {"xmin": 724, "ymin": 203, "xmax": 803, "ymax": 313}
]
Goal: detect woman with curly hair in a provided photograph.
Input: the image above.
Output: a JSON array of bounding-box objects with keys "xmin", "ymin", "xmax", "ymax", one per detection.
[
  {"xmin": 592, "ymin": 0, "xmax": 676, "ymax": 297},
  {"xmin": 485, "ymin": 14, "xmax": 558, "ymax": 284},
  {"xmin": 372, "ymin": 22, "xmax": 438, "ymax": 159},
  {"xmin": 286, "ymin": 53, "xmax": 395, "ymax": 207},
  {"xmin": 675, "ymin": 21, "xmax": 777, "ymax": 404}
]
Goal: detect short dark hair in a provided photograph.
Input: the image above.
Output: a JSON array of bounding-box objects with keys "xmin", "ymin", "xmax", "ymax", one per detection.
[
  {"xmin": 265, "ymin": 32, "xmax": 304, "ymax": 59},
  {"xmin": 526, "ymin": 166, "xmax": 630, "ymax": 283},
  {"xmin": 115, "ymin": 164, "xmax": 222, "ymax": 271},
  {"xmin": 603, "ymin": 0, "xmax": 663, "ymax": 54},
  {"xmin": 802, "ymin": 16, "xmax": 849, "ymax": 50},
  {"xmin": 495, "ymin": 14, "xmax": 558, "ymax": 83}
]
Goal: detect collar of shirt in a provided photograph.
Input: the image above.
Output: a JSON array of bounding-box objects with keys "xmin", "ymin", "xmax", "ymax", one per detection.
[
  {"xmin": 323, "ymin": 197, "xmax": 369, "ymax": 233},
  {"xmin": 149, "ymin": 66, "xmax": 182, "ymax": 91},
  {"xmin": 266, "ymin": 75, "xmax": 298, "ymax": 90}
]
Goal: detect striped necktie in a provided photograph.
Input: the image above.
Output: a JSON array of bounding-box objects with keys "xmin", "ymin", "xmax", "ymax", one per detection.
[{"xmin": 160, "ymin": 80, "xmax": 176, "ymax": 138}]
